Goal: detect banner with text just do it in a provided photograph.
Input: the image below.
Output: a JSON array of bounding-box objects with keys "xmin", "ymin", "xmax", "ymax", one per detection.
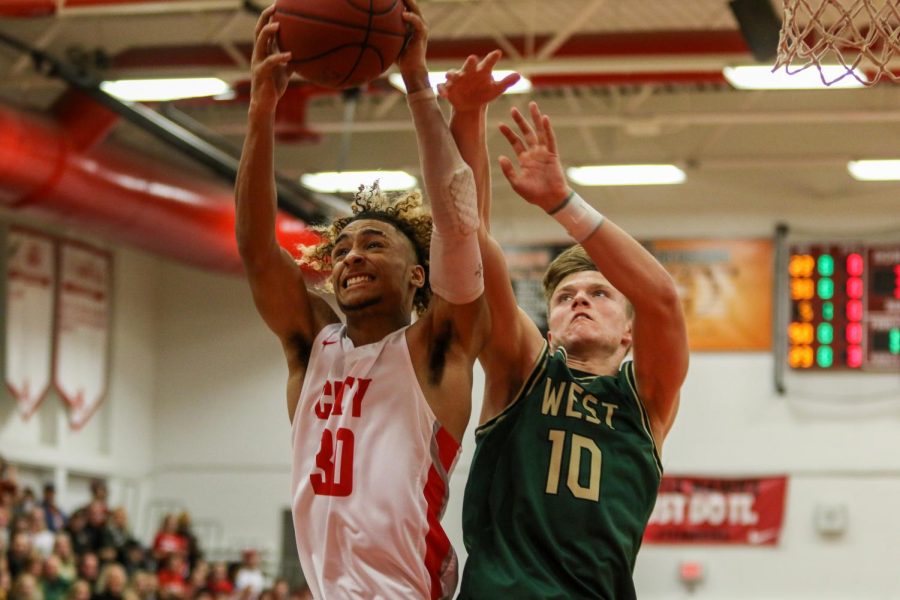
[{"xmin": 644, "ymin": 476, "xmax": 788, "ymax": 546}]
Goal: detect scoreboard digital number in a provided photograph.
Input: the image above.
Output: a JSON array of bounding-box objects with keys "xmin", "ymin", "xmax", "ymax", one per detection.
[{"xmin": 788, "ymin": 244, "xmax": 900, "ymax": 371}]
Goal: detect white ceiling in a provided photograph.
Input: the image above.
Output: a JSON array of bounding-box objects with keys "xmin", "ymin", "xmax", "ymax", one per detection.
[{"xmin": 1, "ymin": 0, "xmax": 899, "ymax": 242}]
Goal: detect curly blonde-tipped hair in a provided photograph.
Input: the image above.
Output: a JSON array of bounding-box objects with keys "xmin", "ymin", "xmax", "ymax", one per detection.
[{"xmin": 297, "ymin": 182, "xmax": 434, "ymax": 315}]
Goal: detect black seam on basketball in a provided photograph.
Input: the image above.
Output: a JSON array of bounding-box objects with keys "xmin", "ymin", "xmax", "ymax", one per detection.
[
  {"xmin": 275, "ymin": 9, "xmax": 406, "ymax": 37},
  {"xmin": 338, "ymin": 0, "xmax": 375, "ymax": 87},
  {"xmin": 288, "ymin": 43, "xmax": 370, "ymax": 64},
  {"xmin": 339, "ymin": 0, "xmax": 402, "ymax": 17}
]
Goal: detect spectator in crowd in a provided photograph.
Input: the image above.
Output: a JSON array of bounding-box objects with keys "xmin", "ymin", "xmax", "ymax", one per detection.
[
  {"xmin": 232, "ymin": 551, "xmax": 264, "ymax": 600},
  {"xmin": 40, "ymin": 487, "xmax": 66, "ymax": 534},
  {"xmin": 129, "ymin": 571, "xmax": 156, "ymax": 600},
  {"xmin": 203, "ymin": 564, "xmax": 230, "ymax": 598},
  {"xmin": 65, "ymin": 580, "xmax": 91, "ymax": 600},
  {"xmin": 64, "ymin": 512, "xmax": 92, "ymax": 557},
  {"xmin": 14, "ymin": 489, "xmax": 38, "ymax": 522},
  {"xmin": 100, "ymin": 510, "xmax": 133, "ymax": 563},
  {"xmin": 0, "ymin": 507, "xmax": 11, "ymax": 554},
  {"xmin": 51, "ymin": 535, "xmax": 76, "ymax": 584},
  {"xmin": 11, "ymin": 572, "xmax": 41, "ymax": 600},
  {"xmin": 269, "ymin": 579, "xmax": 288, "ymax": 600},
  {"xmin": 41, "ymin": 555, "xmax": 70, "ymax": 600},
  {"xmin": 172, "ymin": 517, "xmax": 198, "ymax": 574},
  {"xmin": 78, "ymin": 483, "xmax": 108, "ymax": 519},
  {"xmin": 119, "ymin": 543, "xmax": 150, "ymax": 579},
  {"xmin": 155, "ymin": 555, "xmax": 187, "ymax": 600},
  {"xmin": 29, "ymin": 508, "xmax": 56, "ymax": 558},
  {"xmin": 92, "ymin": 564, "xmax": 126, "ymax": 600},
  {"xmin": 75, "ymin": 554, "xmax": 98, "ymax": 592},
  {"xmin": 82, "ymin": 505, "xmax": 106, "ymax": 557},
  {"xmin": 7, "ymin": 532, "xmax": 33, "ymax": 579},
  {"xmin": 150, "ymin": 517, "xmax": 184, "ymax": 564}
]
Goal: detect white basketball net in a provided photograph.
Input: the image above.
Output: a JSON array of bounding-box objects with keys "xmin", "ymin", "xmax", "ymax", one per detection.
[{"xmin": 774, "ymin": 0, "xmax": 900, "ymax": 85}]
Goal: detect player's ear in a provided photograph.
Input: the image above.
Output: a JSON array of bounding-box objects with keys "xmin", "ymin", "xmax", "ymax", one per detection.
[{"xmin": 409, "ymin": 264, "xmax": 425, "ymax": 289}]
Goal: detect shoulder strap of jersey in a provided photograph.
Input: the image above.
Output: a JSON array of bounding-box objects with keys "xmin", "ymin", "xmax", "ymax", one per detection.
[{"xmin": 475, "ymin": 342, "xmax": 550, "ymax": 438}]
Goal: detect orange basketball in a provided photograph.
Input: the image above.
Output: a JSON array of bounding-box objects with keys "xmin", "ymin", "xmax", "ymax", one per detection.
[{"xmin": 273, "ymin": 0, "xmax": 409, "ymax": 89}]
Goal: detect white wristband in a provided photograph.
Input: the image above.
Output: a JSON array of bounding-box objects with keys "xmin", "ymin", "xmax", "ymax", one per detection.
[{"xmin": 549, "ymin": 192, "xmax": 604, "ymax": 242}]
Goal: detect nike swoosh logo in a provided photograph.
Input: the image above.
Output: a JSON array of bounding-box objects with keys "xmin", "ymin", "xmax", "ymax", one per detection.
[
  {"xmin": 322, "ymin": 340, "xmax": 337, "ymax": 346},
  {"xmin": 747, "ymin": 529, "xmax": 778, "ymax": 545}
]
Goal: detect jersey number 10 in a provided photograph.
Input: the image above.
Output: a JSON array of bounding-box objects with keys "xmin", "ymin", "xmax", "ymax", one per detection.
[{"xmin": 546, "ymin": 429, "xmax": 602, "ymax": 502}]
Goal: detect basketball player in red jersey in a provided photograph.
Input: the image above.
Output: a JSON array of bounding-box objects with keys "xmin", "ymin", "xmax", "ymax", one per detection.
[{"xmin": 235, "ymin": 2, "xmax": 487, "ymax": 598}]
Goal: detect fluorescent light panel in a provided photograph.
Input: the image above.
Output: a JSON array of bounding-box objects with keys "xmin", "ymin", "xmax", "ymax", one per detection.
[
  {"xmin": 100, "ymin": 78, "xmax": 230, "ymax": 102},
  {"xmin": 388, "ymin": 71, "xmax": 531, "ymax": 94},
  {"xmin": 847, "ymin": 160, "xmax": 900, "ymax": 181},
  {"xmin": 567, "ymin": 165, "xmax": 686, "ymax": 186},
  {"xmin": 301, "ymin": 171, "xmax": 417, "ymax": 193},
  {"xmin": 723, "ymin": 65, "xmax": 867, "ymax": 90}
]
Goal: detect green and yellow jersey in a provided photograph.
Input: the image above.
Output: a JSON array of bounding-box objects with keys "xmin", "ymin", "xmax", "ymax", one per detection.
[{"xmin": 459, "ymin": 344, "xmax": 662, "ymax": 599}]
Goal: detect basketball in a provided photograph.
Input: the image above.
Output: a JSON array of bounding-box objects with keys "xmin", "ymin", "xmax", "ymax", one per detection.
[{"xmin": 273, "ymin": 0, "xmax": 409, "ymax": 89}]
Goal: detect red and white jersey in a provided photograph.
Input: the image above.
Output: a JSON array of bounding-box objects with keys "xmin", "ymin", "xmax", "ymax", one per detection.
[{"xmin": 291, "ymin": 323, "xmax": 461, "ymax": 600}]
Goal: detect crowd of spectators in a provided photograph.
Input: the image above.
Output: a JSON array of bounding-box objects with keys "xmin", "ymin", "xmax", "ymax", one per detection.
[{"xmin": 0, "ymin": 457, "xmax": 311, "ymax": 600}]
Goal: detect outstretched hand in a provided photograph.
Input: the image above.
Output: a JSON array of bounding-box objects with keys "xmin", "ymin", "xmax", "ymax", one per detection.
[
  {"xmin": 438, "ymin": 50, "xmax": 520, "ymax": 112},
  {"xmin": 249, "ymin": 4, "xmax": 292, "ymax": 113},
  {"xmin": 396, "ymin": 0, "xmax": 429, "ymax": 91},
  {"xmin": 498, "ymin": 102, "xmax": 571, "ymax": 212}
]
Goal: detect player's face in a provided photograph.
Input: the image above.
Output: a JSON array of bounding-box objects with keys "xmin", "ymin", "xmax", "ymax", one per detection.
[
  {"xmin": 329, "ymin": 219, "xmax": 423, "ymax": 314},
  {"xmin": 546, "ymin": 270, "xmax": 632, "ymax": 355}
]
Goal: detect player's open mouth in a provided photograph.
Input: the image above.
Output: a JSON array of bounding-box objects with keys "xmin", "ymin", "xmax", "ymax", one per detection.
[
  {"xmin": 572, "ymin": 313, "xmax": 593, "ymax": 321},
  {"xmin": 344, "ymin": 275, "xmax": 374, "ymax": 289}
]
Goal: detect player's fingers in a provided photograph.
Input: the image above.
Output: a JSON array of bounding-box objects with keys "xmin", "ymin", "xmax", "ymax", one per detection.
[
  {"xmin": 511, "ymin": 107, "xmax": 537, "ymax": 145},
  {"xmin": 499, "ymin": 123, "xmax": 526, "ymax": 155},
  {"xmin": 462, "ymin": 55, "xmax": 478, "ymax": 72},
  {"xmin": 436, "ymin": 82, "xmax": 447, "ymax": 97},
  {"xmin": 480, "ymin": 49, "xmax": 502, "ymax": 71},
  {"xmin": 543, "ymin": 115, "xmax": 558, "ymax": 154},
  {"xmin": 254, "ymin": 21, "xmax": 280, "ymax": 61},
  {"xmin": 529, "ymin": 102, "xmax": 546, "ymax": 145},
  {"xmin": 254, "ymin": 4, "xmax": 277, "ymax": 39},
  {"xmin": 403, "ymin": 0, "xmax": 422, "ymax": 17},
  {"xmin": 495, "ymin": 72, "xmax": 520, "ymax": 94},
  {"xmin": 498, "ymin": 155, "xmax": 518, "ymax": 185},
  {"xmin": 402, "ymin": 9, "xmax": 426, "ymax": 36}
]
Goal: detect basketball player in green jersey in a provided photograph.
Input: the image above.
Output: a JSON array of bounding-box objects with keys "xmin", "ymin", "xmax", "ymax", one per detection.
[{"xmin": 439, "ymin": 53, "xmax": 689, "ymax": 598}]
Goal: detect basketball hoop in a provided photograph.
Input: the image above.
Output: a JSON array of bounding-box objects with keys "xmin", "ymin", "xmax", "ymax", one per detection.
[{"xmin": 774, "ymin": 0, "xmax": 900, "ymax": 86}]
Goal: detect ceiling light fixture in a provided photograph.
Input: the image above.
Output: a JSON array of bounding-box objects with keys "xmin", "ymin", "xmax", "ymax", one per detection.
[
  {"xmin": 300, "ymin": 171, "xmax": 418, "ymax": 193},
  {"xmin": 100, "ymin": 78, "xmax": 231, "ymax": 102},
  {"xmin": 723, "ymin": 65, "xmax": 867, "ymax": 90},
  {"xmin": 847, "ymin": 160, "xmax": 900, "ymax": 181},
  {"xmin": 388, "ymin": 71, "xmax": 531, "ymax": 94},
  {"xmin": 567, "ymin": 165, "xmax": 686, "ymax": 186}
]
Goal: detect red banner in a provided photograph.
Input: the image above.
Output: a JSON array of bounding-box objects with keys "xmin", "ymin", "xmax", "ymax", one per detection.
[{"xmin": 644, "ymin": 475, "xmax": 788, "ymax": 545}]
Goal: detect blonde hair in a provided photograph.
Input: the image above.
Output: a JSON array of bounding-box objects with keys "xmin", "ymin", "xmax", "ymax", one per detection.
[
  {"xmin": 542, "ymin": 245, "xmax": 634, "ymax": 318},
  {"xmin": 298, "ymin": 183, "xmax": 433, "ymax": 314}
]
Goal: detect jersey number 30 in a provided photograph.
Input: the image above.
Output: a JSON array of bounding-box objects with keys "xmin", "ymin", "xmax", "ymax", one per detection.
[
  {"xmin": 311, "ymin": 428, "xmax": 355, "ymax": 496},
  {"xmin": 546, "ymin": 429, "xmax": 602, "ymax": 502}
]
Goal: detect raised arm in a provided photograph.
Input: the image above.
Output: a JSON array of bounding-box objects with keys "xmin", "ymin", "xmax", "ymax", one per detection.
[
  {"xmin": 498, "ymin": 102, "xmax": 689, "ymax": 444},
  {"xmin": 439, "ymin": 53, "xmax": 545, "ymax": 420},
  {"xmin": 235, "ymin": 6, "xmax": 338, "ymax": 419}
]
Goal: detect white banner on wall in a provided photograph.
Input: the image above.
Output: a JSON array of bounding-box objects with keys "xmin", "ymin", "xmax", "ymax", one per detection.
[
  {"xmin": 5, "ymin": 228, "xmax": 57, "ymax": 419},
  {"xmin": 54, "ymin": 241, "xmax": 112, "ymax": 430}
]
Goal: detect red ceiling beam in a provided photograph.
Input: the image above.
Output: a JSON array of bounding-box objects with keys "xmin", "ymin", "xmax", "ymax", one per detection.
[{"xmin": 0, "ymin": 101, "xmax": 320, "ymax": 274}]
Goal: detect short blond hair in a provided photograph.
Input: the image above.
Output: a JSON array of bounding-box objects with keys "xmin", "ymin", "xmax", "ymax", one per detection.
[
  {"xmin": 298, "ymin": 183, "xmax": 433, "ymax": 315},
  {"xmin": 542, "ymin": 245, "xmax": 634, "ymax": 318}
]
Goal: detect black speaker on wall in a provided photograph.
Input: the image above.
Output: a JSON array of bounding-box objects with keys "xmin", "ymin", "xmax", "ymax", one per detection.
[{"xmin": 729, "ymin": 0, "xmax": 783, "ymax": 63}]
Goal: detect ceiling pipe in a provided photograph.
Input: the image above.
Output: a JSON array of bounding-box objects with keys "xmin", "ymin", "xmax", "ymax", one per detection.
[{"xmin": 0, "ymin": 102, "xmax": 321, "ymax": 274}]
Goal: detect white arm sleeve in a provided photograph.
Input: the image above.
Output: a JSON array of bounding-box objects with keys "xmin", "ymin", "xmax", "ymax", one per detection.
[{"xmin": 406, "ymin": 88, "xmax": 483, "ymax": 305}]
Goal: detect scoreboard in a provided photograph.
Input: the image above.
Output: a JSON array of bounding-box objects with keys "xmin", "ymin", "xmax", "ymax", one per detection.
[{"xmin": 788, "ymin": 243, "xmax": 900, "ymax": 371}]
